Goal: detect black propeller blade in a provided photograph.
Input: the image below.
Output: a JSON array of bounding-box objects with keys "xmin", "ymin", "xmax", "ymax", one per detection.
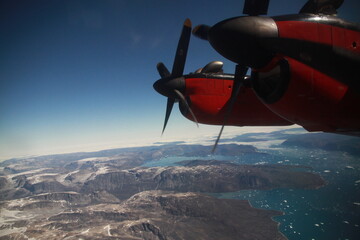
[
  {"xmin": 243, "ymin": 0, "xmax": 270, "ymax": 16},
  {"xmin": 299, "ymin": 0, "xmax": 344, "ymax": 15},
  {"xmin": 162, "ymin": 98, "xmax": 175, "ymax": 135},
  {"xmin": 212, "ymin": 65, "xmax": 248, "ymax": 153},
  {"xmin": 157, "ymin": 62, "xmax": 170, "ymax": 78},
  {"xmin": 153, "ymin": 19, "xmax": 199, "ymax": 135},
  {"xmin": 172, "ymin": 19, "xmax": 192, "ymax": 77},
  {"xmin": 174, "ymin": 89, "xmax": 199, "ymax": 128}
]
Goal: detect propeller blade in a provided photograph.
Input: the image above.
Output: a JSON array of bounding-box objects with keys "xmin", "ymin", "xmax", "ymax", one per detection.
[
  {"xmin": 162, "ymin": 98, "xmax": 175, "ymax": 135},
  {"xmin": 157, "ymin": 62, "xmax": 171, "ymax": 78},
  {"xmin": 192, "ymin": 24, "xmax": 211, "ymax": 40},
  {"xmin": 243, "ymin": 0, "xmax": 270, "ymax": 16},
  {"xmin": 155, "ymin": 19, "xmax": 193, "ymax": 135},
  {"xmin": 299, "ymin": 0, "xmax": 344, "ymax": 15},
  {"xmin": 171, "ymin": 18, "xmax": 192, "ymax": 77},
  {"xmin": 212, "ymin": 65, "xmax": 248, "ymax": 153},
  {"xmin": 212, "ymin": 124, "xmax": 225, "ymax": 154},
  {"xmin": 174, "ymin": 89, "xmax": 199, "ymax": 128}
]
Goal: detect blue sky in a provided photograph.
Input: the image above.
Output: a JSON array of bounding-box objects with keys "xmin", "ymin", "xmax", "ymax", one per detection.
[{"xmin": 1, "ymin": 0, "xmax": 359, "ymax": 159}]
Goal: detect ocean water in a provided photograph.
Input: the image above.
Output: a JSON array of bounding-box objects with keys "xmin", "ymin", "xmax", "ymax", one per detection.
[{"xmin": 143, "ymin": 147, "xmax": 360, "ymax": 240}]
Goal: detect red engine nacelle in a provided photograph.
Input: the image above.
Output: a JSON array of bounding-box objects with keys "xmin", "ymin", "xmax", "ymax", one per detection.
[
  {"xmin": 182, "ymin": 76, "xmax": 291, "ymax": 126},
  {"xmin": 253, "ymin": 57, "xmax": 360, "ymax": 133}
]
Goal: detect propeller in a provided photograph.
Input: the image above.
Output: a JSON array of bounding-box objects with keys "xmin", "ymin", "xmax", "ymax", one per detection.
[
  {"xmin": 157, "ymin": 62, "xmax": 170, "ymax": 78},
  {"xmin": 299, "ymin": 0, "xmax": 344, "ymax": 15},
  {"xmin": 153, "ymin": 19, "xmax": 198, "ymax": 135},
  {"xmin": 243, "ymin": 0, "xmax": 270, "ymax": 16},
  {"xmin": 212, "ymin": 65, "xmax": 248, "ymax": 153},
  {"xmin": 193, "ymin": 0, "xmax": 273, "ymax": 153}
]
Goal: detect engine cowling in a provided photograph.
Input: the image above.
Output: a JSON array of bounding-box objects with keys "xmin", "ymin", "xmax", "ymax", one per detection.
[
  {"xmin": 181, "ymin": 74, "xmax": 291, "ymax": 126},
  {"xmin": 252, "ymin": 57, "xmax": 360, "ymax": 133}
]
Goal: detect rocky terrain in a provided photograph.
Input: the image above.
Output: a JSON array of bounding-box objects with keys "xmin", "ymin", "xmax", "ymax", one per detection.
[
  {"xmin": 1, "ymin": 190, "xmax": 287, "ymax": 240},
  {"xmin": 0, "ymin": 144, "xmax": 325, "ymax": 239}
]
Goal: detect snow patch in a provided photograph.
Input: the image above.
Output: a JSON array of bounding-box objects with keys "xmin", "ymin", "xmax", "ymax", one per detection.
[
  {"xmin": 104, "ymin": 225, "xmax": 111, "ymax": 236},
  {"xmin": 78, "ymin": 157, "xmax": 112, "ymax": 163},
  {"xmin": 27, "ymin": 173, "xmax": 58, "ymax": 184}
]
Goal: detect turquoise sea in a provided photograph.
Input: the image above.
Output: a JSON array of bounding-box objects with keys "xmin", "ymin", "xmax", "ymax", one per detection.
[{"xmin": 143, "ymin": 147, "xmax": 360, "ymax": 240}]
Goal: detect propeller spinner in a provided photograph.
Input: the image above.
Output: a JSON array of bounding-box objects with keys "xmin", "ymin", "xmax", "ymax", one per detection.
[{"xmin": 153, "ymin": 19, "xmax": 198, "ymax": 135}]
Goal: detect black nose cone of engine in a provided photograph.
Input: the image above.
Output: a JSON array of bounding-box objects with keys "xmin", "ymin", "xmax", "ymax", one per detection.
[
  {"xmin": 153, "ymin": 77, "xmax": 185, "ymax": 98},
  {"xmin": 208, "ymin": 16, "xmax": 278, "ymax": 69}
]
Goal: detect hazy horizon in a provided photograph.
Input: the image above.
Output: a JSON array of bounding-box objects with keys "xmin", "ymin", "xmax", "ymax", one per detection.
[{"xmin": 0, "ymin": 125, "xmax": 302, "ymax": 161}]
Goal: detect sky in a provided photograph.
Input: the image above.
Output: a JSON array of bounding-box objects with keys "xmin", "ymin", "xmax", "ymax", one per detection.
[{"xmin": 1, "ymin": 0, "xmax": 360, "ymax": 160}]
